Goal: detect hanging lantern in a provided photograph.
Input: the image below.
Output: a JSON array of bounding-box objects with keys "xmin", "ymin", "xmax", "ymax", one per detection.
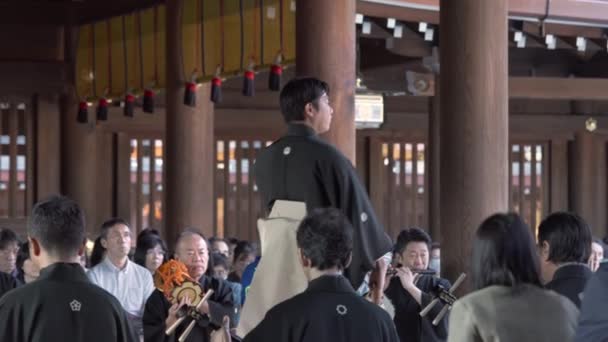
[
  {"xmin": 77, "ymin": 101, "xmax": 89, "ymax": 124},
  {"xmin": 269, "ymin": 52, "xmax": 283, "ymax": 91}
]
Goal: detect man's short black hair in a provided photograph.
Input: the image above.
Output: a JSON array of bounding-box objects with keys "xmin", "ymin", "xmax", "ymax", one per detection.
[
  {"xmin": 394, "ymin": 227, "xmax": 432, "ymax": 255},
  {"xmin": 211, "ymin": 252, "xmax": 229, "ymax": 270},
  {"xmin": 233, "ymin": 241, "xmax": 256, "ymax": 262},
  {"xmin": 16, "ymin": 241, "xmax": 30, "ymax": 270},
  {"xmin": 28, "ymin": 195, "xmax": 85, "ymax": 258},
  {"xmin": 296, "ymin": 208, "xmax": 353, "ymax": 271},
  {"xmin": 0, "ymin": 227, "xmax": 18, "ymax": 250},
  {"xmin": 99, "ymin": 218, "xmax": 131, "ymax": 240},
  {"xmin": 538, "ymin": 212, "xmax": 592, "ymax": 264},
  {"xmin": 279, "ymin": 77, "xmax": 330, "ymax": 123}
]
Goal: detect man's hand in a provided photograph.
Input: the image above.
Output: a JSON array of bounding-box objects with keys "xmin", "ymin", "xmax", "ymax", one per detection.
[
  {"xmin": 589, "ymin": 254, "xmax": 601, "ymax": 272},
  {"xmin": 395, "ymin": 266, "xmax": 416, "ymax": 291},
  {"xmin": 396, "ymin": 266, "xmax": 423, "ymax": 304},
  {"xmin": 165, "ymin": 296, "xmax": 191, "ymax": 331},
  {"xmin": 369, "ymin": 257, "xmax": 389, "ymax": 305}
]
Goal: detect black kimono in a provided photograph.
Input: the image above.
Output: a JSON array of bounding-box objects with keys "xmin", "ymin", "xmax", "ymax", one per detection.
[
  {"xmin": 545, "ymin": 263, "xmax": 592, "ymax": 309},
  {"xmin": 384, "ymin": 275, "xmax": 450, "ymax": 342},
  {"xmin": 143, "ymin": 274, "xmax": 236, "ymax": 342},
  {"xmin": 254, "ymin": 123, "xmax": 393, "ymax": 289},
  {"xmin": 0, "ymin": 271, "xmax": 17, "ymax": 298},
  {"xmin": 244, "ymin": 275, "xmax": 399, "ymax": 342},
  {"xmin": 0, "ymin": 262, "xmax": 135, "ymax": 342}
]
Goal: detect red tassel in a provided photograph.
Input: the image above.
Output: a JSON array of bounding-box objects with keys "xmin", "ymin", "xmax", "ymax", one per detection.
[
  {"xmin": 184, "ymin": 82, "xmax": 197, "ymax": 107},
  {"xmin": 269, "ymin": 65, "xmax": 282, "ymax": 91},
  {"xmin": 211, "ymin": 77, "xmax": 222, "ymax": 103},
  {"xmin": 124, "ymin": 94, "xmax": 135, "ymax": 117},
  {"xmin": 96, "ymin": 98, "xmax": 108, "ymax": 121},
  {"xmin": 243, "ymin": 70, "xmax": 255, "ymax": 96},
  {"xmin": 77, "ymin": 101, "xmax": 88, "ymax": 123},
  {"xmin": 143, "ymin": 89, "xmax": 155, "ymax": 113}
]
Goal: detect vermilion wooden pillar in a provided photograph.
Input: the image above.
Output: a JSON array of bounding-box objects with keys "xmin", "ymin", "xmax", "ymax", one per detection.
[
  {"xmin": 439, "ymin": 0, "xmax": 509, "ymax": 291},
  {"xmin": 296, "ymin": 0, "xmax": 356, "ymax": 163},
  {"xmin": 165, "ymin": 0, "xmax": 214, "ymax": 246}
]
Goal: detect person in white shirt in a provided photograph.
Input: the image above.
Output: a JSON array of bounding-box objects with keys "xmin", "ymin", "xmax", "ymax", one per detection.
[{"xmin": 88, "ymin": 218, "xmax": 155, "ymax": 338}]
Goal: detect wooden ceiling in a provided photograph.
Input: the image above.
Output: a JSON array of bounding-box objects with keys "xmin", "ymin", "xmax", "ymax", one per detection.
[{"xmin": 0, "ymin": 0, "xmax": 162, "ymax": 25}]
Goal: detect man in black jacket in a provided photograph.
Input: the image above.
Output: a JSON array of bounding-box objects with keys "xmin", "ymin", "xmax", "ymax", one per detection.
[
  {"xmin": 538, "ymin": 212, "xmax": 593, "ymax": 308},
  {"xmin": 0, "ymin": 195, "xmax": 135, "ymax": 342},
  {"xmin": 244, "ymin": 208, "xmax": 399, "ymax": 342},
  {"xmin": 385, "ymin": 228, "xmax": 450, "ymax": 342},
  {"xmin": 143, "ymin": 230, "xmax": 236, "ymax": 342}
]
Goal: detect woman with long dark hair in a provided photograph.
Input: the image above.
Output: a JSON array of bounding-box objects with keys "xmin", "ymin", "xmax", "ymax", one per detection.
[{"xmin": 448, "ymin": 213, "xmax": 578, "ymax": 342}]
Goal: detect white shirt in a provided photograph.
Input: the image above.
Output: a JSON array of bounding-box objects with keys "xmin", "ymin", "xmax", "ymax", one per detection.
[{"xmin": 87, "ymin": 257, "xmax": 155, "ymax": 318}]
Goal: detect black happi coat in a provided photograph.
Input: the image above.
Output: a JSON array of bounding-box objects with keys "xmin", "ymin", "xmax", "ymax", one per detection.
[
  {"xmin": 254, "ymin": 123, "xmax": 393, "ymax": 289},
  {"xmin": 0, "ymin": 262, "xmax": 135, "ymax": 342},
  {"xmin": 385, "ymin": 275, "xmax": 451, "ymax": 342},
  {"xmin": 244, "ymin": 275, "xmax": 399, "ymax": 342},
  {"xmin": 143, "ymin": 274, "xmax": 235, "ymax": 342}
]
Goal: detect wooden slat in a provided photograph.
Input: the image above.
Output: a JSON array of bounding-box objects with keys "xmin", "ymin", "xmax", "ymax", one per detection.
[
  {"xmin": 136, "ymin": 139, "xmax": 143, "ymax": 234},
  {"xmin": 149, "ymin": 140, "xmax": 156, "ymax": 229},
  {"xmin": 550, "ymin": 140, "xmax": 568, "ymax": 212},
  {"xmin": 8, "ymin": 102, "xmax": 17, "ymax": 218},
  {"xmin": 368, "ymin": 137, "xmax": 385, "ymax": 233},
  {"xmin": 400, "ymin": 142, "xmax": 407, "ymax": 230},
  {"xmin": 531, "ymin": 145, "xmax": 538, "ymax": 230},
  {"xmin": 387, "ymin": 142, "xmax": 395, "ymax": 236},
  {"xmin": 412, "ymin": 143, "xmax": 418, "ymax": 227},
  {"xmin": 515, "ymin": 145, "xmax": 523, "ymax": 216},
  {"xmin": 25, "ymin": 101, "xmax": 34, "ymax": 215},
  {"xmin": 223, "ymin": 140, "xmax": 231, "ymax": 238},
  {"xmin": 248, "ymin": 141, "xmax": 255, "ymax": 241},
  {"xmin": 115, "ymin": 133, "xmax": 131, "ymax": 226},
  {"xmin": 234, "ymin": 141, "xmax": 242, "ymax": 239},
  {"xmin": 508, "ymin": 145, "xmax": 514, "ymax": 211}
]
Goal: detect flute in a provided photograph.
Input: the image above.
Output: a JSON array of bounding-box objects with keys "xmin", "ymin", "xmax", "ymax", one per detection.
[{"xmin": 387, "ymin": 264, "xmax": 437, "ymax": 277}]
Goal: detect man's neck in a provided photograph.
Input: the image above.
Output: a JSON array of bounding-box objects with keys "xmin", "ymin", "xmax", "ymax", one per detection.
[
  {"xmin": 306, "ymin": 267, "xmax": 342, "ymax": 282},
  {"xmin": 288, "ymin": 120, "xmax": 317, "ymax": 134},
  {"xmin": 38, "ymin": 255, "xmax": 81, "ymax": 270},
  {"xmin": 107, "ymin": 254, "xmax": 129, "ymax": 270}
]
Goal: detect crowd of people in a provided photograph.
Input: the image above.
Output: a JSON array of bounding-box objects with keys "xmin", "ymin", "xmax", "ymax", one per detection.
[
  {"xmin": 0, "ymin": 77, "xmax": 607, "ymax": 342},
  {"xmin": 0, "ymin": 199, "xmax": 606, "ymax": 342}
]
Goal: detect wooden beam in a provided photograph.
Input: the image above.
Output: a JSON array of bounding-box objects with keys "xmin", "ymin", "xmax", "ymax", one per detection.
[
  {"xmin": 358, "ymin": 0, "xmax": 608, "ymax": 26},
  {"xmin": 510, "ymin": 77, "xmax": 608, "ymax": 100},
  {"xmin": 372, "ymin": 72, "xmax": 608, "ymax": 100}
]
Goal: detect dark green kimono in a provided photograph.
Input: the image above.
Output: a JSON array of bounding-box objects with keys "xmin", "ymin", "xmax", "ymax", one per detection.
[{"xmin": 254, "ymin": 123, "xmax": 393, "ymax": 289}]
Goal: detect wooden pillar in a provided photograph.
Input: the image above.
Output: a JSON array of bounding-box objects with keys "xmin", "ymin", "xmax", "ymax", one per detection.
[
  {"xmin": 439, "ymin": 0, "xmax": 509, "ymax": 290},
  {"xmin": 296, "ymin": 0, "xmax": 356, "ymax": 163},
  {"xmin": 61, "ymin": 93, "xmax": 98, "ymax": 234},
  {"xmin": 61, "ymin": 25, "xmax": 99, "ymax": 234},
  {"xmin": 165, "ymin": 0, "xmax": 214, "ymax": 246},
  {"xmin": 428, "ymin": 81, "xmax": 440, "ymax": 242},
  {"xmin": 35, "ymin": 94, "xmax": 61, "ymax": 200},
  {"xmin": 572, "ymin": 131, "xmax": 607, "ymax": 239}
]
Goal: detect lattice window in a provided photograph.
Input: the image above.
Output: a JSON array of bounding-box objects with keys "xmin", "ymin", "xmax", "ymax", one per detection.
[
  {"xmin": 0, "ymin": 102, "xmax": 31, "ymax": 218},
  {"xmin": 509, "ymin": 142, "xmax": 548, "ymax": 235},
  {"xmin": 378, "ymin": 141, "xmax": 427, "ymax": 238},
  {"xmin": 129, "ymin": 138, "xmax": 164, "ymax": 234},
  {"xmin": 215, "ymin": 139, "xmax": 270, "ymax": 241}
]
